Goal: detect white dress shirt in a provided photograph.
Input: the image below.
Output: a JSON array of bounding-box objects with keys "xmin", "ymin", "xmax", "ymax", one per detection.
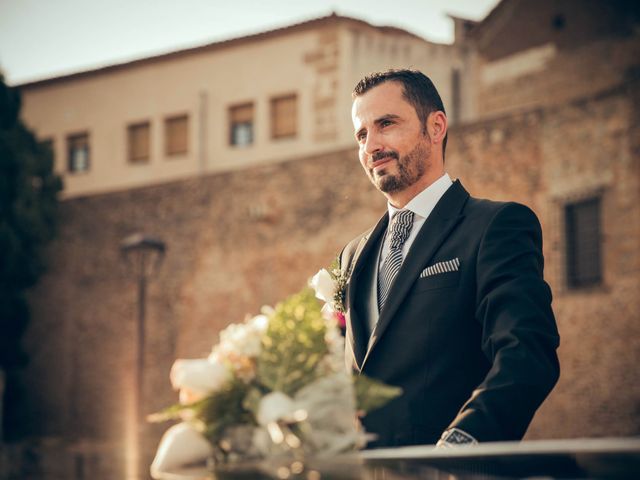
[{"xmin": 378, "ymin": 173, "xmax": 453, "ymax": 271}]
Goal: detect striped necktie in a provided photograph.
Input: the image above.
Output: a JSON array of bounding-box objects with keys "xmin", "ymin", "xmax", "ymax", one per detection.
[{"xmin": 377, "ymin": 209, "xmax": 414, "ymax": 311}]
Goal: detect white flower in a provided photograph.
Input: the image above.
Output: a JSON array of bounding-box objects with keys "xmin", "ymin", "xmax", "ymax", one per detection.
[
  {"xmin": 249, "ymin": 313, "xmax": 269, "ymax": 334},
  {"xmin": 260, "ymin": 305, "xmax": 275, "ymax": 317},
  {"xmin": 293, "ymin": 372, "xmax": 366, "ymax": 453},
  {"xmin": 256, "ymin": 391, "xmax": 297, "ymax": 426},
  {"xmin": 215, "ymin": 314, "xmax": 268, "ymax": 360},
  {"xmin": 316, "ymin": 324, "xmax": 345, "ymax": 376},
  {"xmin": 150, "ymin": 422, "xmax": 212, "ymax": 479},
  {"xmin": 310, "ymin": 268, "xmax": 337, "ymax": 304},
  {"xmin": 170, "ymin": 358, "xmax": 230, "ymax": 403}
]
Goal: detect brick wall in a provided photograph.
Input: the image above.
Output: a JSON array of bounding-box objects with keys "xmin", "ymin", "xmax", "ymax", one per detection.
[
  {"xmin": 474, "ymin": 0, "xmax": 639, "ymax": 62},
  {"xmin": 534, "ymin": 81, "xmax": 640, "ymax": 439},
  {"xmin": 478, "ymin": 33, "xmax": 640, "ymax": 117}
]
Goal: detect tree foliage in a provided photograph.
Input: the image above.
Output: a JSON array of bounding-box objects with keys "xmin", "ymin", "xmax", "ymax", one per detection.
[{"xmin": 0, "ymin": 73, "xmax": 62, "ymax": 369}]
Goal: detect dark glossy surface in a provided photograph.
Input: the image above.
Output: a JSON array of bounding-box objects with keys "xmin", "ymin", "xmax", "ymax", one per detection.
[{"xmin": 156, "ymin": 438, "xmax": 640, "ymax": 479}]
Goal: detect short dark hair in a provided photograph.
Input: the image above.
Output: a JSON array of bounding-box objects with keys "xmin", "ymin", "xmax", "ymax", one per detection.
[{"xmin": 353, "ymin": 69, "xmax": 448, "ymax": 157}]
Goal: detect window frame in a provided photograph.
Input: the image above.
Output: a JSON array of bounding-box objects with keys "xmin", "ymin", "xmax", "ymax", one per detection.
[
  {"xmin": 165, "ymin": 114, "xmax": 189, "ymax": 157},
  {"xmin": 270, "ymin": 93, "xmax": 298, "ymax": 140},
  {"xmin": 127, "ymin": 121, "xmax": 151, "ymax": 164},
  {"xmin": 564, "ymin": 195, "xmax": 603, "ymax": 289},
  {"xmin": 228, "ymin": 102, "xmax": 255, "ymax": 147},
  {"xmin": 67, "ymin": 131, "xmax": 90, "ymax": 174}
]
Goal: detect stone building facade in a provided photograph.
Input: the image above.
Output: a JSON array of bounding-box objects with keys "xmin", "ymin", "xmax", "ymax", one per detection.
[
  {"xmin": 17, "ymin": 14, "xmax": 472, "ymax": 200},
  {"xmin": 470, "ymin": 0, "xmax": 640, "ymax": 117}
]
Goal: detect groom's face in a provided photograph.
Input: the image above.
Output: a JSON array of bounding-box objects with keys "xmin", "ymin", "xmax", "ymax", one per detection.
[{"xmin": 352, "ymin": 81, "xmax": 432, "ymax": 195}]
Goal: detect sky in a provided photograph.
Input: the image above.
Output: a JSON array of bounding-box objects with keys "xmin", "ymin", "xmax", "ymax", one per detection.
[{"xmin": 0, "ymin": 0, "xmax": 500, "ymax": 85}]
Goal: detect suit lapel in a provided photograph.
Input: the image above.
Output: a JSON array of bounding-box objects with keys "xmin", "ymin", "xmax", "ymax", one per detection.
[
  {"xmin": 346, "ymin": 213, "xmax": 388, "ymax": 369},
  {"xmin": 362, "ymin": 180, "xmax": 470, "ymax": 367}
]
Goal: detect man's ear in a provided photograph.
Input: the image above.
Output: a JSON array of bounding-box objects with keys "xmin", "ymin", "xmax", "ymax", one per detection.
[{"xmin": 428, "ymin": 111, "xmax": 448, "ymax": 145}]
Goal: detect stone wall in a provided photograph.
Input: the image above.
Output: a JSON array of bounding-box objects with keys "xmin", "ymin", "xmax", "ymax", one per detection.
[
  {"xmin": 535, "ymin": 81, "xmax": 640, "ymax": 438},
  {"xmin": 474, "ymin": 0, "xmax": 640, "ymax": 119},
  {"xmin": 477, "ymin": 33, "xmax": 640, "ymax": 117}
]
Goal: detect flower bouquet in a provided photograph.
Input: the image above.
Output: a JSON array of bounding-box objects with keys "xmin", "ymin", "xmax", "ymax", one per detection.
[{"xmin": 150, "ymin": 267, "xmax": 401, "ymax": 478}]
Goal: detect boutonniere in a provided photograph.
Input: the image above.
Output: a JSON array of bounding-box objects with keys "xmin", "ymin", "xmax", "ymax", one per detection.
[{"xmin": 310, "ymin": 256, "xmax": 351, "ymax": 329}]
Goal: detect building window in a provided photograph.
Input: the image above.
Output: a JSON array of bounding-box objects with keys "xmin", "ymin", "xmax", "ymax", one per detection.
[
  {"xmin": 67, "ymin": 132, "xmax": 90, "ymax": 173},
  {"xmin": 127, "ymin": 121, "xmax": 150, "ymax": 163},
  {"xmin": 565, "ymin": 196, "xmax": 602, "ymax": 288},
  {"xmin": 271, "ymin": 94, "xmax": 297, "ymax": 139},
  {"xmin": 229, "ymin": 103, "xmax": 254, "ymax": 147},
  {"xmin": 165, "ymin": 115, "xmax": 188, "ymax": 156}
]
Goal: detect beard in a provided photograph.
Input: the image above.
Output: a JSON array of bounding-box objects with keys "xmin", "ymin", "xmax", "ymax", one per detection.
[{"xmin": 368, "ymin": 140, "xmax": 431, "ymax": 194}]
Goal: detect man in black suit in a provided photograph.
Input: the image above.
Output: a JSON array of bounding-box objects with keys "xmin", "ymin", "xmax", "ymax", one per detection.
[{"xmin": 341, "ymin": 70, "xmax": 560, "ymax": 448}]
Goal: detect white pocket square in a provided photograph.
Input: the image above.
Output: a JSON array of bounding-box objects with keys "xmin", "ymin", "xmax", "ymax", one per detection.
[{"xmin": 420, "ymin": 258, "xmax": 460, "ymax": 278}]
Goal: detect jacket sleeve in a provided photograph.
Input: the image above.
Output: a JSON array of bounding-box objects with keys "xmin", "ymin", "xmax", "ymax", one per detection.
[{"xmin": 448, "ymin": 202, "xmax": 560, "ymax": 441}]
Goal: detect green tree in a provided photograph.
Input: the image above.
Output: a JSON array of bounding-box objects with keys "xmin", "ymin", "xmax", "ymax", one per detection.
[{"xmin": 0, "ymin": 73, "xmax": 62, "ymax": 437}]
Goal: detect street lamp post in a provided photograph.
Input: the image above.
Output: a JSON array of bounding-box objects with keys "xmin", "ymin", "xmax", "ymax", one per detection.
[{"xmin": 120, "ymin": 234, "xmax": 166, "ymax": 430}]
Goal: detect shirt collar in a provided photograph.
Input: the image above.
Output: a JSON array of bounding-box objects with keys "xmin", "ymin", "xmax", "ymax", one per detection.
[{"xmin": 387, "ymin": 173, "xmax": 453, "ymax": 221}]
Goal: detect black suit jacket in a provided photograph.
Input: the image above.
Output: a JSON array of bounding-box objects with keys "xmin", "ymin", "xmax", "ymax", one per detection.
[{"xmin": 341, "ymin": 180, "xmax": 560, "ymax": 447}]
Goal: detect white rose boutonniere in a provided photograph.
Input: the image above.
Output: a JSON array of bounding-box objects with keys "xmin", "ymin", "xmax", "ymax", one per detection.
[
  {"xmin": 310, "ymin": 256, "xmax": 350, "ymax": 329},
  {"xmin": 310, "ymin": 268, "xmax": 336, "ymax": 304}
]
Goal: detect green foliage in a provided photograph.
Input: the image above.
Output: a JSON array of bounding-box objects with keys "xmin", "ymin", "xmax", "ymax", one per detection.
[
  {"xmin": 241, "ymin": 385, "xmax": 265, "ymax": 418},
  {"xmin": 0, "ymin": 73, "xmax": 62, "ymax": 369},
  {"xmin": 256, "ymin": 288, "xmax": 328, "ymax": 396},
  {"xmin": 149, "ymin": 380, "xmax": 255, "ymax": 446},
  {"xmin": 329, "ymin": 256, "xmax": 349, "ymax": 314},
  {"xmin": 147, "ymin": 400, "xmax": 188, "ymax": 423},
  {"xmin": 353, "ymin": 374, "xmax": 402, "ymax": 414},
  {"xmin": 196, "ymin": 380, "xmax": 256, "ymax": 444}
]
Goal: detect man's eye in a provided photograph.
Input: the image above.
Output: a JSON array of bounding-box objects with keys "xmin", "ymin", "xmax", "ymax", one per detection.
[
  {"xmin": 357, "ymin": 133, "xmax": 367, "ymax": 142},
  {"xmin": 380, "ymin": 120, "xmax": 392, "ymax": 127}
]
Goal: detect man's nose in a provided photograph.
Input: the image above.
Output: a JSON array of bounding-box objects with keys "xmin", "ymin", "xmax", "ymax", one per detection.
[{"xmin": 363, "ymin": 131, "xmax": 383, "ymax": 157}]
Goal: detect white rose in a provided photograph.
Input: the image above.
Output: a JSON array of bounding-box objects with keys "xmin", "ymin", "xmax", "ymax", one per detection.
[
  {"xmin": 310, "ymin": 269, "xmax": 336, "ymax": 304},
  {"xmin": 256, "ymin": 391, "xmax": 296, "ymax": 426},
  {"xmin": 170, "ymin": 358, "xmax": 230, "ymax": 402},
  {"xmin": 249, "ymin": 314, "xmax": 269, "ymax": 333},
  {"xmin": 218, "ymin": 320, "xmax": 264, "ymax": 359},
  {"xmin": 150, "ymin": 422, "xmax": 212, "ymax": 479}
]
